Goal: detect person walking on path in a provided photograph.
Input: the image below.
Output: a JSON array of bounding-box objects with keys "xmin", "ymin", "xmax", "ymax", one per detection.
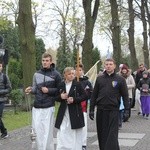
[
  {"xmin": 25, "ymin": 52, "xmax": 61, "ymax": 150},
  {"xmin": 137, "ymin": 70, "xmax": 150, "ymax": 119},
  {"xmin": 118, "ymin": 64, "xmax": 135, "ymax": 120},
  {"xmin": 135, "ymin": 63, "xmax": 147, "ymax": 115},
  {"xmin": 55, "ymin": 67, "xmax": 87, "ymax": 150},
  {"xmin": 75, "ymin": 64, "xmax": 93, "ymax": 150},
  {"xmin": 0, "ymin": 62, "xmax": 12, "ymax": 139},
  {"xmin": 89, "ymin": 58, "xmax": 129, "ymax": 150}
]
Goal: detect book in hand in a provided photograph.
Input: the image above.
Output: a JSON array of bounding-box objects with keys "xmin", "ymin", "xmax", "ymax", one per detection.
[{"xmin": 142, "ymin": 84, "xmax": 149, "ymax": 92}]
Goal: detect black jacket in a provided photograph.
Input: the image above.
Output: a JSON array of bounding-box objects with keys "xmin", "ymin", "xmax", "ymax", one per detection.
[
  {"xmin": 55, "ymin": 80, "xmax": 86, "ymax": 129},
  {"xmin": 135, "ymin": 69, "xmax": 147, "ymax": 85},
  {"xmin": 0, "ymin": 72, "xmax": 12, "ymax": 102},
  {"xmin": 31, "ymin": 64, "xmax": 61, "ymax": 108},
  {"xmin": 78, "ymin": 76, "xmax": 93, "ymax": 100},
  {"xmin": 90, "ymin": 71, "xmax": 129, "ymax": 111}
]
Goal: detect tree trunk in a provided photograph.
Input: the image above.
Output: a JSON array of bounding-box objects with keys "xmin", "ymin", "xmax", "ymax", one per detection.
[
  {"xmin": 82, "ymin": 0, "xmax": 100, "ymax": 72},
  {"xmin": 109, "ymin": 0, "xmax": 122, "ymax": 69},
  {"xmin": 17, "ymin": 0, "xmax": 36, "ymax": 89},
  {"xmin": 141, "ymin": 0, "xmax": 149, "ymax": 68},
  {"xmin": 145, "ymin": 0, "xmax": 150, "ymax": 55},
  {"xmin": 127, "ymin": 0, "xmax": 138, "ymax": 71}
]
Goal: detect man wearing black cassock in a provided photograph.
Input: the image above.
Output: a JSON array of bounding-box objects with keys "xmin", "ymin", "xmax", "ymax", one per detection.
[{"xmin": 89, "ymin": 58, "xmax": 129, "ymax": 150}]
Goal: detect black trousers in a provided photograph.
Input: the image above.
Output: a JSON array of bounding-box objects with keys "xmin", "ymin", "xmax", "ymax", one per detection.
[
  {"xmin": 0, "ymin": 102, "xmax": 7, "ymax": 134},
  {"xmin": 96, "ymin": 109, "xmax": 120, "ymax": 150}
]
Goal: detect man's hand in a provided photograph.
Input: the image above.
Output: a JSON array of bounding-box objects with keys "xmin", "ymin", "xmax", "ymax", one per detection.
[
  {"xmin": 25, "ymin": 86, "xmax": 32, "ymax": 94},
  {"xmin": 89, "ymin": 111, "xmax": 94, "ymax": 120},
  {"xmin": 123, "ymin": 109, "xmax": 129, "ymax": 122},
  {"xmin": 61, "ymin": 92, "xmax": 68, "ymax": 100},
  {"xmin": 67, "ymin": 97, "xmax": 74, "ymax": 104},
  {"xmin": 41, "ymin": 87, "xmax": 49, "ymax": 93}
]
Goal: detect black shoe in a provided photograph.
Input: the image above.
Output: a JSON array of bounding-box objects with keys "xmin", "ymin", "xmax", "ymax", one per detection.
[
  {"xmin": 1, "ymin": 133, "xmax": 8, "ymax": 139},
  {"xmin": 137, "ymin": 112, "xmax": 141, "ymax": 115},
  {"xmin": 82, "ymin": 146, "xmax": 86, "ymax": 150}
]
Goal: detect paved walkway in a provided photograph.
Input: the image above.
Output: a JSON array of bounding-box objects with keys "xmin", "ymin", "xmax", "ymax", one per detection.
[{"xmin": 0, "ymin": 109, "xmax": 150, "ymax": 150}]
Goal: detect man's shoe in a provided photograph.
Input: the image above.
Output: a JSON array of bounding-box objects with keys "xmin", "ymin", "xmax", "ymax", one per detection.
[
  {"xmin": 1, "ymin": 133, "xmax": 8, "ymax": 139},
  {"xmin": 145, "ymin": 114, "xmax": 149, "ymax": 120},
  {"xmin": 82, "ymin": 146, "xmax": 86, "ymax": 150},
  {"xmin": 145, "ymin": 117, "xmax": 149, "ymax": 120}
]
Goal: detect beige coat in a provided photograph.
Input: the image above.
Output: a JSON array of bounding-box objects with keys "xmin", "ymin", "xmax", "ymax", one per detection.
[
  {"xmin": 125, "ymin": 74, "xmax": 135, "ymax": 98},
  {"xmin": 119, "ymin": 70, "xmax": 135, "ymax": 98}
]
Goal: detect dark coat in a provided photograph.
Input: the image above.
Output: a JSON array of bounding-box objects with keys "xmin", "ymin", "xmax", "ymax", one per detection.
[
  {"xmin": 0, "ymin": 73, "xmax": 12, "ymax": 102},
  {"xmin": 31, "ymin": 64, "xmax": 62, "ymax": 108},
  {"xmin": 55, "ymin": 80, "xmax": 86, "ymax": 129},
  {"xmin": 78, "ymin": 76, "xmax": 93, "ymax": 100},
  {"xmin": 90, "ymin": 71, "xmax": 129, "ymax": 111}
]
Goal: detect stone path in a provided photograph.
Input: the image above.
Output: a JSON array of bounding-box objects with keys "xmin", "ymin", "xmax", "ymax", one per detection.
[{"xmin": 0, "ymin": 109, "xmax": 150, "ymax": 150}]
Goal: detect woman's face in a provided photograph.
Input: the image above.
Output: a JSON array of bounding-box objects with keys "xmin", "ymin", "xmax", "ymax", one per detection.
[
  {"xmin": 121, "ymin": 69, "xmax": 128, "ymax": 74},
  {"xmin": 64, "ymin": 70, "xmax": 75, "ymax": 82},
  {"xmin": 75, "ymin": 67, "xmax": 84, "ymax": 77},
  {"xmin": 143, "ymin": 74, "xmax": 148, "ymax": 78}
]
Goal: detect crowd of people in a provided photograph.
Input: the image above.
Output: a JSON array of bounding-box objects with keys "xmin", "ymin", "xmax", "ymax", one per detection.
[
  {"xmin": 1, "ymin": 51, "xmax": 150, "ymax": 150},
  {"xmin": 90, "ymin": 61, "xmax": 150, "ymax": 150},
  {"xmin": 23, "ymin": 55, "xmax": 150, "ymax": 150}
]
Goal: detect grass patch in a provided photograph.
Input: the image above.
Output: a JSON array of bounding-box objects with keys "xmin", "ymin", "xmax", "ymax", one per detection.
[
  {"xmin": 3, "ymin": 103, "xmax": 60, "ymax": 131},
  {"xmin": 3, "ymin": 110, "xmax": 32, "ymax": 131}
]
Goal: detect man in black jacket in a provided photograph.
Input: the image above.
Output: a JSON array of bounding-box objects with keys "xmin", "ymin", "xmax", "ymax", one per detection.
[
  {"xmin": 135, "ymin": 63, "xmax": 147, "ymax": 115},
  {"xmin": 89, "ymin": 58, "xmax": 129, "ymax": 150},
  {"xmin": 0, "ymin": 62, "xmax": 12, "ymax": 139},
  {"xmin": 25, "ymin": 53, "xmax": 61, "ymax": 150}
]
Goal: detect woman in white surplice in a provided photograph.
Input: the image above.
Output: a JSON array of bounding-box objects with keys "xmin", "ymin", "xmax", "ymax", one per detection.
[{"xmin": 55, "ymin": 67, "xmax": 87, "ymax": 150}]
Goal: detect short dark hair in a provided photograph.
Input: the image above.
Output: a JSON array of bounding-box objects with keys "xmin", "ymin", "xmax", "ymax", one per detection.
[
  {"xmin": 75, "ymin": 64, "xmax": 84, "ymax": 70},
  {"xmin": 139, "ymin": 63, "xmax": 144, "ymax": 66},
  {"xmin": 105, "ymin": 58, "xmax": 116, "ymax": 64},
  {"xmin": 42, "ymin": 52, "xmax": 52, "ymax": 61}
]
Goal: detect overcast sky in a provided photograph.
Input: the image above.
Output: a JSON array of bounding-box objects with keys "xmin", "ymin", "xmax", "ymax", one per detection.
[
  {"xmin": 33, "ymin": 0, "xmax": 143, "ymax": 57},
  {"xmin": 1, "ymin": 0, "xmax": 143, "ymax": 57}
]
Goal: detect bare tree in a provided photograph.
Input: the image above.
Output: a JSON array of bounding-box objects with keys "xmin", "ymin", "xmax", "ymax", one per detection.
[
  {"xmin": 134, "ymin": 0, "xmax": 149, "ymax": 68},
  {"xmin": 127, "ymin": 0, "xmax": 138, "ymax": 70},
  {"xmin": 0, "ymin": 0, "xmax": 19, "ymax": 26},
  {"xmin": 49, "ymin": 0, "xmax": 84, "ymax": 48},
  {"xmin": 109, "ymin": 0, "xmax": 121, "ymax": 68},
  {"xmin": 82, "ymin": 0, "xmax": 100, "ymax": 72},
  {"xmin": 145, "ymin": 0, "xmax": 150, "ymax": 52},
  {"xmin": 141, "ymin": 0, "xmax": 149, "ymax": 68},
  {"xmin": 17, "ymin": 0, "xmax": 36, "ymax": 88}
]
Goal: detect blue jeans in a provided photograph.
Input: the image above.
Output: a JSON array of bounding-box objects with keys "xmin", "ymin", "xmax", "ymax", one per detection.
[{"xmin": 0, "ymin": 102, "xmax": 7, "ymax": 134}]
